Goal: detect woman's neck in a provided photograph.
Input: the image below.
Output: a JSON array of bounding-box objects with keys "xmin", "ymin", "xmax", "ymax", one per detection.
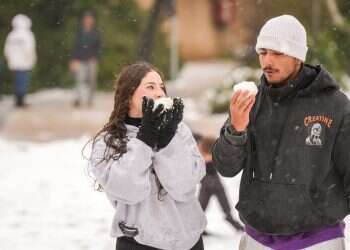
[
  {"xmin": 125, "ymin": 115, "xmax": 141, "ymax": 127},
  {"xmin": 128, "ymin": 110, "xmax": 141, "ymax": 118}
]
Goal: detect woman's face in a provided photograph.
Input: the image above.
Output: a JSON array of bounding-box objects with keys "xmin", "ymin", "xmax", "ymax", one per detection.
[{"xmin": 128, "ymin": 70, "xmax": 166, "ymax": 118}]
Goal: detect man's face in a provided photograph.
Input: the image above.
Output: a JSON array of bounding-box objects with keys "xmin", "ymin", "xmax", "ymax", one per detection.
[
  {"xmin": 83, "ymin": 15, "xmax": 95, "ymax": 31},
  {"xmin": 258, "ymin": 49, "xmax": 301, "ymax": 84}
]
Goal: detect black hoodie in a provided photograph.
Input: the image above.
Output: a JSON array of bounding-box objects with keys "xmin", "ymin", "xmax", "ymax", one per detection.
[{"xmin": 212, "ymin": 65, "xmax": 350, "ymax": 235}]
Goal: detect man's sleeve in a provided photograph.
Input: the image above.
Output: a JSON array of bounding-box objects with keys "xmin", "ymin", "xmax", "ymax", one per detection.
[
  {"xmin": 212, "ymin": 118, "xmax": 248, "ymax": 177},
  {"xmin": 333, "ymin": 102, "xmax": 350, "ymax": 197}
]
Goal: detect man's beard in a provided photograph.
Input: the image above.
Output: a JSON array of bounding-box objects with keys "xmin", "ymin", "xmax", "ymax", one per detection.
[{"xmin": 265, "ymin": 64, "xmax": 301, "ymax": 87}]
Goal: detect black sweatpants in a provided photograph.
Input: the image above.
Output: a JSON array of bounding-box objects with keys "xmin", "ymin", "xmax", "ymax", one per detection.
[
  {"xmin": 199, "ymin": 174, "xmax": 244, "ymax": 231},
  {"xmin": 116, "ymin": 236, "xmax": 204, "ymax": 250},
  {"xmin": 199, "ymin": 174, "xmax": 231, "ymax": 215}
]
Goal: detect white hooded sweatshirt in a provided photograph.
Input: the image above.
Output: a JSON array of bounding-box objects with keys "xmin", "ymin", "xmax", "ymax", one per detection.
[
  {"xmin": 89, "ymin": 122, "xmax": 207, "ymax": 250},
  {"xmin": 4, "ymin": 14, "xmax": 37, "ymax": 71}
]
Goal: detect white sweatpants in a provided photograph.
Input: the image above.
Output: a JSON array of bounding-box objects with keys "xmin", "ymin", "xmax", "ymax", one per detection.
[{"xmin": 74, "ymin": 60, "xmax": 98, "ymax": 105}]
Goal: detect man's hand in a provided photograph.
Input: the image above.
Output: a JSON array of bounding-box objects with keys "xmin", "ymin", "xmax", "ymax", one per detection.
[
  {"xmin": 230, "ymin": 90, "xmax": 256, "ymax": 132},
  {"xmin": 69, "ymin": 60, "xmax": 80, "ymax": 73}
]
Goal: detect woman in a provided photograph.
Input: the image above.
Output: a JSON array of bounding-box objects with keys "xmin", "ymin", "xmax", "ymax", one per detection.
[{"xmin": 88, "ymin": 62, "xmax": 206, "ymax": 250}]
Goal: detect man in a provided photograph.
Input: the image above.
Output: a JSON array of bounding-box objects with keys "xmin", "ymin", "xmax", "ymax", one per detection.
[
  {"xmin": 70, "ymin": 10, "xmax": 102, "ymax": 107},
  {"xmin": 212, "ymin": 15, "xmax": 350, "ymax": 249},
  {"xmin": 195, "ymin": 135, "xmax": 244, "ymax": 234}
]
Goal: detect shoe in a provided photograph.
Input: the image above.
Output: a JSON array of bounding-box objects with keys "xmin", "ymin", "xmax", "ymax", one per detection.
[
  {"xmin": 226, "ymin": 215, "xmax": 244, "ymax": 231},
  {"xmin": 15, "ymin": 97, "xmax": 29, "ymax": 108},
  {"xmin": 202, "ymin": 230, "xmax": 213, "ymax": 236},
  {"xmin": 73, "ymin": 99, "xmax": 80, "ymax": 107},
  {"xmin": 15, "ymin": 102, "xmax": 29, "ymax": 109}
]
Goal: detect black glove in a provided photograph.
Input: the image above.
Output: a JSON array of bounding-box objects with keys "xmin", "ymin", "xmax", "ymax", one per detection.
[
  {"xmin": 157, "ymin": 98, "xmax": 184, "ymax": 150},
  {"xmin": 136, "ymin": 97, "xmax": 164, "ymax": 148}
]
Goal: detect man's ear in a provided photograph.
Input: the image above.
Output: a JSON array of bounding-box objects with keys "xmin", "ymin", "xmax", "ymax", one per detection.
[{"xmin": 295, "ymin": 58, "xmax": 303, "ymax": 67}]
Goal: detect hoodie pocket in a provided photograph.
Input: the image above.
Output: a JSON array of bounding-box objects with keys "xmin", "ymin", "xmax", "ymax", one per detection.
[{"xmin": 236, "ymin": 180, "xmax": 326, "ymax": 234}]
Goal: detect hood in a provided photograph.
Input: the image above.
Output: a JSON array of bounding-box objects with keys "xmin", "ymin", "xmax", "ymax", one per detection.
[
  {"xmin": 12, "ymin": 14, "xmax": 32, "ymax": 30},
  {"xmin": 298, "ymin": 64, "xmax": 339, "ymax": 96},
  {"xmin": 259, "ymin": 64, "xmax": 339, "ymax": 99}
]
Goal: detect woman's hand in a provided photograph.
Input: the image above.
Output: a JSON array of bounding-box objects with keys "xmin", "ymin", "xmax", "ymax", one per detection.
[
  {"xmin": 136, "ymin": 97, "xmax": 164, "ymax": 148},
  {"xmin": 157, "ymin": 98, "xmax": 184, "ymax": 150}
]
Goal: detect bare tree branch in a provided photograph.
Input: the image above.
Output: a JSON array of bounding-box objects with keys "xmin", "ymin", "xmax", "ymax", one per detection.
[{"xmin": 325, "ymin": 0, "xmax": 345, "ymax": 27}]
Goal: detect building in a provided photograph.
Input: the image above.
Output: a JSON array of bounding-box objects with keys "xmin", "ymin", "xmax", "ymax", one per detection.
[{"xmin": 136, "ymin": 0, "xmax": 258, "ymax": 60}]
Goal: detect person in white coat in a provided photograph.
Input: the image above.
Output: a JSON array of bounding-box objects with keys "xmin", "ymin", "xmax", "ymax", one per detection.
[
  {"xmin": 4, "ymin": 14, "xmax": 36, "ymax": 107},
  {"xmin": 88, "ymin": 62, "xmax": 207, "ymax": 250}
]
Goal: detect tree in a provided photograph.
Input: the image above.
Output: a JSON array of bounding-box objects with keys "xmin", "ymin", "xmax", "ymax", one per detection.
[{"xmin": 0, "ymin": 1, "xmax": 170, "ymax": 93}]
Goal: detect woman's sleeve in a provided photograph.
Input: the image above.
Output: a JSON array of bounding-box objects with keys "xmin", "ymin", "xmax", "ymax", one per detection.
[
  {"xmin": 88, "ymin": 136, "xmax": 154, "ymax": 205},
  {"xmin": 153, "ymin": 123, "xmax": 206, "ymax": 202}
]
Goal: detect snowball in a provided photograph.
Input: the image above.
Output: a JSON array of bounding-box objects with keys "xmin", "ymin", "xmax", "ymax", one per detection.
[
  {"xmin": 233, "ymin": 81, "xmax": 258, "ymax": 96},
  {"xmin": 153, "ymin": 97, "xmax": 173, "ymax": 111}
]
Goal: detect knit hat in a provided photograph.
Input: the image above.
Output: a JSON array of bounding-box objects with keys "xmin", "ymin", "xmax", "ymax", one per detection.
[{"xmin": 255, "ymin": 15, "xmax": 308, "ymax": 62}]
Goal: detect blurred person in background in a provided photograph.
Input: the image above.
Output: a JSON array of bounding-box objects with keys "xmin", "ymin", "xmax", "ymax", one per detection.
[
  {"xmin": 213, "ymin": 15, "xmax": 350, "ymax": 249},
  {"xmin": 195, "ymin": 134, "xmax": 244, "ymax": 235},
  {"xmin": 0, "ymin": 56, "xmax": 4, "ymax": 100},
  {"xmin": 4, "ymin": 14, "xmax": 36, "ymax": 108},
  {"xmin": 88, "ymin": 62, "xmax": 206, "ymax": 250},
  {"xmin": 70, "ymin": 10, "xmax": 102, "ymax": 107}
]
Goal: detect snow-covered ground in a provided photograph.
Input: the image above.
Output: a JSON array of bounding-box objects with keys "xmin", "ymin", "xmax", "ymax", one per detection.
[
  {"xmin": 0, "ymin": 136, "xmax": 245, "ymax": 250},
  {"xmin": 1, "ymin": 136, "xmax": 350, "ymax": 250}
]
